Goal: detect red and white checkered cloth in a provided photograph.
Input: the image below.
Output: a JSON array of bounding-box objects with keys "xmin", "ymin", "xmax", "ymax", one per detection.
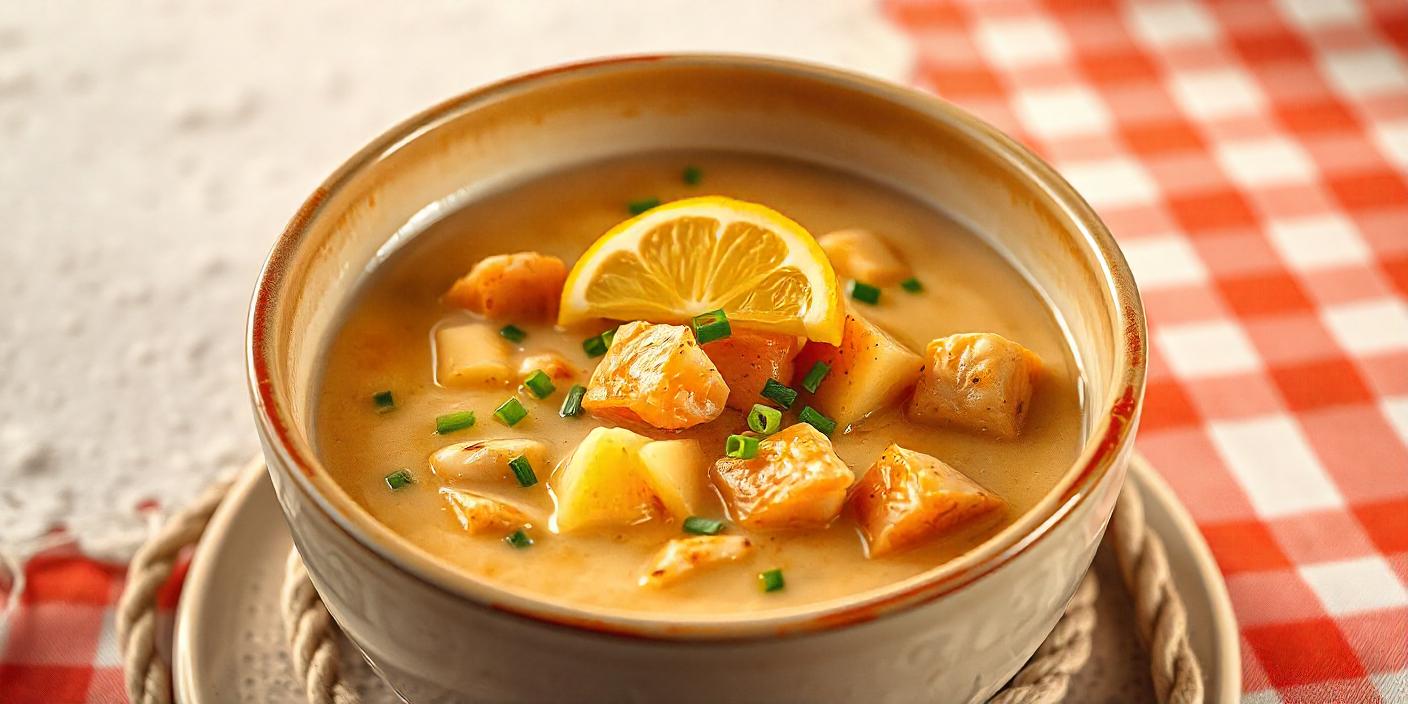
[{"xmin": 2, "ymin": 1, "xmax": 1406, "ymax": 702}]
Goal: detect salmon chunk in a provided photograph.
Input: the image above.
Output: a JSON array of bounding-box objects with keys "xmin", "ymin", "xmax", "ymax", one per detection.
[
  {"xmin": 702, "ymin": 331, "xmax": 800, "ymax": 411},
  {"xmin": 518, "ymin": 352, "xmax": 577, "ymax": 382},
  {"xmin": 583, "ymin": 321, "xmax": 729, "ymax": 430},
  {"xmin": 430, "ymin": 438, "xmax": 550, "ymax": 485},
  {"xmin": 640, "ymin": 536, "xmax": 754, "ymax": 588},
  {"xmin": 711, "ymin": 423, "xmax": 855, "ymax": 531},
  {"xmin": 792, "ymin": 312, "xmax": 924, "ymax": 430},
  {"xmin": 444, "ymin": 252, "xmax": 567, "ymax": 322},
  {"xmin": 435, "ymin": 321, "xmax": 514, "ymax": 387},
  {"xmin": 850, "ymin": 445, "xmax": 1005, "ymax": 557},
  {"xmin": 439, "ymin": 488, "xmax": 535, "ymax": 535},
  {"xmin": 818, "ymin": 229, "xmax": 910, "ymax": 286},
  {"xmin": 907, "ymin": 333, "xmax": 1042, "ymax": 439}
]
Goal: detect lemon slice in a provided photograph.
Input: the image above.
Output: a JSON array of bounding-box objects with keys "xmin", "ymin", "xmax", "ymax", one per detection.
[{"xmin": 559, "ymin": 196, "xmax": 844, "ymax": 344}]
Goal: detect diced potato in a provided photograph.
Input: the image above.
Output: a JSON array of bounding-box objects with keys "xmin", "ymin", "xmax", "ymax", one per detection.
[
  {"xmin": 444, "ymin": 252, "xmax": 567, "ymax": 322},
  {"xmin": 702, "ymin": 331, "xmax": 799, "ymax": 411},
  {"xmin": 440, "ymin": 487, "xmax": 536, "ymax": 535},
  {"xmin": 818, "ymin": 229, "xmax": 910, "ymax": 286},
  {"xmin": 849, "ymin": 445, "xmax": 1006, "ymax": 557},
  {"xmin": 430, "ymin": 438, "xmax": 550, "ymax": 485},
  {"xmin": 791, "ymin": 312, "xmax": 924, "ymax": 430},
  {"xmin": 583, "ymin": 321, "xmax": 728, "ymax": 430},
  {"xmin": 434, "ymin": 322, "xmax": 514, "ymax": 387},
  {"xmin": 518, "ymin": 352, "xmax": 577, "ymax": 382},
  {"xmin": 907, "ymin": 332, "xmax": 1041, "ymax": 439},
  {"xmin": 553, "ymin": 427, "xmax": 657, "ymax": 532},
  {"xmin": 711, "ymin": 423, "xmax": 854, "ymax": 531},
  {"xmin": 639, "ymin": 536, "xmax": 754, "ymax": 588},
  {"xmin": 637, "ymin": 439, "xmax": 709, "ymax": 520}
]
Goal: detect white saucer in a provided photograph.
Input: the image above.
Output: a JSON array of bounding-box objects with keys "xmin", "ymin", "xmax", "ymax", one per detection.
[{"xmin": 173, "ymin": 455, "xmax": 1241, "ymax": 703}]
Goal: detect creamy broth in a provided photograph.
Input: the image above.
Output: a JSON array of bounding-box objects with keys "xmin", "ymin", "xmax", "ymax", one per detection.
[{"xmin": 315, "ymin": 152, "xmax": 1083, "ymax": 615}]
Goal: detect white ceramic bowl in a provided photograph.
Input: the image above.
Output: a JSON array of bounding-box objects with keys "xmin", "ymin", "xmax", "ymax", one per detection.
[{"xmin": 247, "ymin": 55, "xmax": 1146, "ymax": 704}]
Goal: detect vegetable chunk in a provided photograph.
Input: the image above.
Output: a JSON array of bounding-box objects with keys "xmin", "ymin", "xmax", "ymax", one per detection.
[
  {"xmin": 791, "ymin": 312, "xmax": 923, "ymax": 430},
  {"xmin": 583, "ymin": 321, "xmax": 729, "ymax": 430},
  {"xmin": 907, "ymin": 333, "xmax": 1042, "ymax": 439},
  {"xmin": 850, "ymin": 445, "xmax": 1005, "ymax": 557},
  {"xmin": 552, "ymin": 427, "xmax": 657, "ymax": 532},
  {"xmin": 702, "ymin": 331, "xmax": 800, "ymax": 411},
  {"xmin": 711, "ymin": 423, "xmax": 854, "ymax": 531},
  {"xmin": 640, "ymin": 536, "xmax": 753, "ymax": 587},
  {"xmin": 439, "ymin": 488, "xmax": 535, "ymax": 535},
  {"xmin": 637, "ymin": 439, "xmax": 709, "ymax": 520},
  {"xmin": 445, "ymin": 252, "xmax": 567, "ymax": 322},
  {"xmin": 818, "ymin": 229, "xmax": 910, "ymax": 286},
  {"xmin": 429, "ymin": 439, "xmax": 549, "ymax": 485},
  {"xmin": 434, "ymin": 322, "xmax": 514, "ymax": 387}
]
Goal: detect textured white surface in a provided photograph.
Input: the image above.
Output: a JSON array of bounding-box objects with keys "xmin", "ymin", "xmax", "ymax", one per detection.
[{"xmin": 0, "ymin": 0, "xmax": 911, "ymax": 561}]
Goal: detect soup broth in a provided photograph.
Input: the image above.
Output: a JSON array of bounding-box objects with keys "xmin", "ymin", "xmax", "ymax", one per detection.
[{"xmin": 315, "ymin": 152, "xmax": 1083, "ymax": 615}]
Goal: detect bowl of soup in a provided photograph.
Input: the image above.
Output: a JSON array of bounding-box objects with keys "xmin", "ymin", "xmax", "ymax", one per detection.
[{"xmin": 248, "ymin": 55, "xmax": 1145, "ymax": 703}]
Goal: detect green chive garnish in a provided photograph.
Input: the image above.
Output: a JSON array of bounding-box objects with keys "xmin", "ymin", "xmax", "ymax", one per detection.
[
  {"xmin": 682, "ymin": 165, "xmax": 703, "ymax": 185},
  {"xmin": 384, "ymin": 469, "xmax": 413, "ymax": 491},
  {"xmin": 759, "ymin": 568, "xmax": 785, "ymax": 592},
  {"xmin": 683, "ymin": 516, "xmax": 725, "ymax": 535},
  {"xmin": 691, "ymin": 308, "xmax": 731, "ymax": 345},
  {"xmin": 801, "ymin": 361, "xmax": 831, "ymax": 393},
  {"xmin": 372, "ymin": 390, "xmax": 395, "ymax": 413},
  {"xmin": 508, "ymin": 455, "xmax": 538, "ymax": 488},
  {"xmin": 504, "ymin": 529, "xmax": 533, "ymax": 549},
  {"xmin": 628, "ymin": 197, "xmax": 661, "ymax": 215},
  {"xmin": 435, "ymin": 410, "xmax": 476, "ymax": 435},
  {"xmin": 494, "ymin": 397, "xmax": 528, "ymax": 426},
  {"xmin": 799, "ymin": 405, "xmax": 837, "ymax": 436},
  {"xmin": 499, "ymin": 324, "xmax": 527, "ymax": 343},
  {"xmin": 900, "ymin": 277, "xmax": 923, "ymax": 293},
  {"xmin": 524, "ymin": 370, "xmax": 556, "ymax": 399},
  {"xmin": 601, "ymin": 327, "xmax": 617, "ymax": 349},
  {"xmin": 850, "ymin": 281, "xmax": 881, "ymax": 305},
  {"xmin": 726, "ymin": 434, "xmax": 760, "ymax": 459},
  {"xmin": 760, "ymin": 379, "xmax": 798, "ymax": 409},
  {"xmin": 583, "ymin": 333, "xmax": 609, "ymax": 358},
  {"xmin": 747, "ymin": 404, "xmax": 782, "ymax": 434},
  {"xmin": 560, "ymin": 384, "xmax": 587, "ymax": 417}
]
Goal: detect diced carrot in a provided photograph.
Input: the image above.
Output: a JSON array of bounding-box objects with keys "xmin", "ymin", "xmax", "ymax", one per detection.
[
  {"xmin": 792, "ymin": 312, "xmax": 923, "ymax": 430},
  {"xmin": 702, "ymin": 331, "xmax": 799, "ymax": 411},
  {"xmin": 583, "ymin": 322, "xmax": 729, "ymax": 430},
  {"xmin": 907, "ymin": 333, "xmax": 1041, "ymax": 439},
  {"xmin": 850, "ymin": 445, "xmax": 1005, "ymax": 557},
  {"xmin": 444, "ymin": 252, "xmax": 567, "ymax": 322},
  {"xmin": 711, "ymin": 423, "xmax": 854, "ymax": 531}
]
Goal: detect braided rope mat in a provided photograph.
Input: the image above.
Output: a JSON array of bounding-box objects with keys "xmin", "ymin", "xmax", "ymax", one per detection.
[{"xmin": 116, "ymin": 466, "xmax": 1203, "ymax": 704}]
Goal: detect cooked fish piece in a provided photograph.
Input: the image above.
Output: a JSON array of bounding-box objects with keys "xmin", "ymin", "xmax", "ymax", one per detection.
[
  {"xmin": 639, "ymin": 535, "xmax": 754, "ymax": 588},
  {"xmin": 711, "ymin": 423, "xmax": 854, "ymax": 531},
  {"xmin": 907, "ymin": 332, "xmax": 1041, "ymax": 439},
  {"xmin": 818, "ymin": 229, "xmax": 910, "ymax": 286},
  {"xmin": 702, "ymin": 330, "xmax": 800, "ymax": 411},
  {"xmin": 439, "ymin": 487, "xmax": 536, "ymax": 535},
  {"xmin": 583, "ymin": 321, "xmax": 729, "ymax": 430},
  {"xmin": 444, "ymin": 252, "xmax": 567, "ymax": 321},
  {"xmin": 429, "ymin": 438, "xmax": 550, "ymax": 485},
  {"xmin": 518, "ymin": 352, "xmax": 577, "ymax": 382},
  {"xmin": 850, "ymin": 445, "xmax": 1005, "ymax": 557}
]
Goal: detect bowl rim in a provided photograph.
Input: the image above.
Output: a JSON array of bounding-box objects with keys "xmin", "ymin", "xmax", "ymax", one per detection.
[{"xmin": 247, "ymin": 53, "xmax": 1147, "ymax": 641}]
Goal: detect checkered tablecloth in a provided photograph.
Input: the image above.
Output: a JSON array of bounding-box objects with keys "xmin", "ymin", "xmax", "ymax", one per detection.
[{"xmin": 3, "ymin": 1, "xmax": 1406, "ymax": 702}]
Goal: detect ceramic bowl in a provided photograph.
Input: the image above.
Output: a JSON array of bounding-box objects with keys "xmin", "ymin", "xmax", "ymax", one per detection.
[{"xmin": 247, "ymin": 55, "xmax": 1146, "ymax": 704}]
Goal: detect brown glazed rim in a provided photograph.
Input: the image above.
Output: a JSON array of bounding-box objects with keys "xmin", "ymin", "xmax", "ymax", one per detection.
[{"xmin": 247, "ymin": 54, "xmax": 1147, "ymax": 641}]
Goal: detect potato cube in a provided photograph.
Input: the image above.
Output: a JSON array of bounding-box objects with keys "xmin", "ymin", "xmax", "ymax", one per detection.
[
  {"xmin": 439, "ymin": 488, "xmax": 536, "ymax": 535},
  {"xmin": 850, "ymin": 445, "xmax": 1005, "ymax": 557},
  {"xmin": 430, "ymin": 439, "xmax": 549, "ymax": 485},
  {"xmin": 702, "ymin": 331, "xmax": 799, "ymax": 411},
  {"xmin": 552, "ymin": 427, "xmax": 657, "ymax": 532},
  {"xmin": 791, "ymin": 312, "xmax": 923, "ymax": 430},
  {"xmin": 583, "ymin": 321, "xmax": 728, "ymax": 430},
  {"xmin": 434, "ymin": 322, "xmax": 514, "ymax": 387},
  {"xmin": 444, "ymin": 252, "xmax": 567, "ymax": 322},
  {"xmin": 907, "ymin": 333, "xmax": 1041, "ymax": 439},
  {"xmin": 637, "ymin": 439, "xmax": 709, "ymax": 520},
  {"xmin": 639, "ymin": 536, "xmax": 754, "ymax": 588},
  {"xmin": 818, "ymin": 229, "xmax": 910, "ymax": 286},
  {"xmin": 711, "ymin": 423, "xmax": 854, "ymax": 531}
]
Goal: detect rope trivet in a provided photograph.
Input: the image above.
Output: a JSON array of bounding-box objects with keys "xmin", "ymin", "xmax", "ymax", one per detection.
[{"xmin": 117, "ymin": 464, "xmax": 1203, "ymax": 704}]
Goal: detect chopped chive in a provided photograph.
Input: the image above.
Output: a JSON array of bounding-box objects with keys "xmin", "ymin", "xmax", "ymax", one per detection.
[
  {"xmin": 435, "ymin": 410, "xmax": 476, "ymax": 435},
  {"xmin": 691, "ymin": 308, "xmax": 732, "ymax": 345},
  {"xmin": 799, "ymin": 405, "xmax": 837, "ymax": 436},
  {"xmin": 682, "ymin": 165, "xmax": 703, "ymax": 185},
  {"xmin": 800, "ymin": 361, "xmax": 831, "ymax": 394},
  {"xmin": 726, "ymin": 434, "xmax": 760, "ymax": 460},
  {"xmin": 384, "ymin": 468, "xmax": 413, "ymax": 491},
  {"xmin": 759, "ymin": 568, "xmax": 785, "ymax": 593},
  {"xmin": 628, "ymin": 197, "xmax": 661, "ymax": 215},
  {"xmin": 504, "ymin": 529, "xmax": 533, "ymax": 549},
  {"xmin": 493, "ymin": 397, "xmax": 528, "ymax": 426},
  {"xmin": 524, "ymin": 370, "xmax": 556, "ymax": 399},
  {"xmin": 682, "ymin": 516, "xmax": 725, "ymax": 535},
  {"xmin": 583, "ymin": 333, "xmax": 609, "ymax": 358},
  {"xmin": 372, "ymin": 390, "xmax": 396, "ymax": 413},
  {"xmin": 850, "ymin": 281, "xmax": 881, "ymax": 305},
  {"xmin": 747, "ymin": 404, "xmax": 782, "ymax": 434},
  {"xmin": 508, "ymin": 455, "xmax": 538, "ymax": 488},
  {"xmin": 560, "ymin": 384, "xmax": 587, "ymax": 417},
  {"xmin": 900, "ymin": 277, "xmax": 924, "ymax": 293},
  {"xmin": 499, "ymin": 324, "xmax": 527, "ymax": 343},
  {"xmin": 600, "ymin": 327, "xmax": 617, "ymax": 349},
  {"xmin": 760, "ymin": 378, "xmax": 798, "ymax": 409}
]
